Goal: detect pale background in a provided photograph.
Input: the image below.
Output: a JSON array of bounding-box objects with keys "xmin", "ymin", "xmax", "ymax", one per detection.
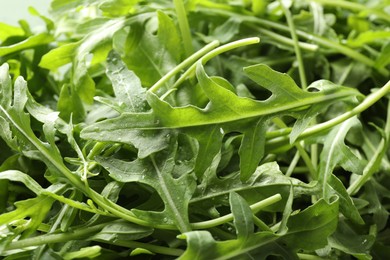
[{"xmin": 0, "ymin": 0, "xmax": 51, "ymax": 26}]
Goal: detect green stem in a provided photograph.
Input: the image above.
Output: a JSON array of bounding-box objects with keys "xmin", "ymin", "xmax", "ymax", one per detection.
[
  {"xmin": 173, "ymin": 0, "xmax": 194, "ymax": 57},
  {"xmin": 246, "ymin": 24, "xmax": 318, "ymax": 52},
  {"xmin": 191, "ymin": 194, "xmax": 281, "ymax": 229},
  {"xmin": 272, "ymin": 118, "xmax": 316, "ymax": 178},
  {"xmin": 198, "ymin": 7, "xmax": 389, "ymax": 76},
  {"xmin": 4, "ymin": 222, "xmax": 183, "ymax": 257},
  {"xmin": 278, "ymin": 0, "xmax": 307, "ymax": 89},
  {"xmin": 310, "ymin": 0, "xmax": 390, "ymax": 23},
  {"xmin": 297, "ymin": 253, "xmax": 326, "ymax": 260},
  {"xmin": 253, "ymin": 215, "xmax": 272, "ymax": 232},
  {"xmin": 4, "ymin": 223, "xmax": 107, "ymax": 251},
  {"xmin": 171, "ymin": 37, "xmax": 260, "ymax": 91},
  {"xmin": 199, "ymin": 37, "xmax": 260, "ymax": 64},
  {"xmin": 93, "ymin": 239, "xmax": 184, "ymax": 256},
  {"xmin": 149, "ymin": 40, "xmax": 220, "ymax": 94},
  {"xmin": 267, "ymin": 80, "xmax": 390, "ymax": 144},
  {"xmin": 285, "ymin": 151, "xmax": 300, "ymax": 177},
  {"xmin": 300, "ymin": 80, "xmax": 390, "ymax": 139}
]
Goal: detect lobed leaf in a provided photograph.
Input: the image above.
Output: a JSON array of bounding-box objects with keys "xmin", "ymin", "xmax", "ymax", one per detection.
[{"xmin": 96, "ymin": 147, "xmax": 196, "ymax": 232}]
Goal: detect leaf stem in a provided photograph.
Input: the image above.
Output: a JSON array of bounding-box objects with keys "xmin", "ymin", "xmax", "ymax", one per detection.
[
  {"xmin": 278, "ymin": 0, "xmax": 307, "ymax": 89},
  {"xmin": 253, "ymin": 215, "xmax": 272, "ymax": 232},
  {"xmin": 170, "ymin": 37, "xmax": 260, "ymax": 91},
  {"xmin": 149, "ymin": 40, "xmax": 220, "ymax": 94},
  {"xmin": 297, "ymin": 253, "xmax": 326, "ymax": 260},
  {"xmin": 173, "ymin": 0, "xmax": 194, "ymax": 57},
  {"xmin": 191, "ymin": 194, "xmax": 281, "ymax": 229},
  {"xmin": 267, "ymin": 80, "xmax": 390, "ymax": 144},
  {"xmin": 4, "ymin": 223, "xmax": 107, "ymax": 251},
  {"xmin": 198, "ymin": 7, "xmax": 389, "ymax": 76},
  {"xmin": 310, "ymin": 0, "xmax": 390, "ymax": 23},
  {"xmin": 93, "ymin": 239, "xmax": 184, "ymax": 256},
  {"xmin": 300, "ymin": 80, "xmax": 390, "ymax": 139}
]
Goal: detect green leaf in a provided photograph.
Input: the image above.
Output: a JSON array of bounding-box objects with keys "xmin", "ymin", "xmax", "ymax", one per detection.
[
  {"xmin": 315, "ymin": 117, "xmax": 366, "ymax": 224},
  {"xmin": 63, "ymin": 246, "xmax": 101, "ymax": 260},
  {"xmin": 229, "ymin": 192, "xmax": 254, "ymax": 240},
  {"xmin": 347, "ymin": 31, "xmax": 390, "ymax": 48},
  {"xmin": 238, "ymin": 118, "xmax": 267, "ymax": 181},
  {"xmin": 57, "ymin": 83, "xmax": 85, "ymax": 122},
  {"xmin": 328, "ymin": 174, "xmax": 364, "ymax": 224},
  {"xmin": 328, "ymin": 220, "xmax": 375, "ymax": 259},
  {"xmin": 39, "ymin": 42, "xmax": 80, "ymax": 70},
  {"xmin": 0, "ymin": 33, "xmax": 54, "ymax": 56},
  {"xmin": 116, "ymin": 16, "xmax": 178, "ymax": 87},
  {"xmin": 0, "ymin": 196, "xmax": 54, "ymax": 238},
  {"xmin": 97, "ymin": 147, "xmax": 196, "ymax": 232},
  {"xmin": 178, "ymin": 230, "xmax": 279, "ymax": 260},
  {"xmin": 99, "ymin": 0, "xmax": 140, "ymax": 17},
  {"xmin": 83, "ymin": 63, "xmax": 359, "ymax": 130},
  {"xmin": 89, "ymin": 220, "xmax": 153, "ymax": 242},
  {"xmin": 282, "ymin": 198, "xmax": 339, "ymax": 251},
  {"xmin": 191, "ymin": 162, "xmax": 316, "ymax": 206},
  {"xmin": 105, "ymin": 51, "xmax": 148, "ymax": 112},
  {"xmin": 0, "ymin": 22, "xmax": 25, "ymax": 42},
  {"xmin": 185, "ymin": 125, "xmax": 224, "ymax": 178},
  {"xmin": 0, "ymin": 170, "xmax": 43, "ymax": 195}
]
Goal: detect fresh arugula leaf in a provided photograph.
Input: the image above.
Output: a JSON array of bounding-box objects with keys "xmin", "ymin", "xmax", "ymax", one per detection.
[
  {"xmin": 97, "ymin": 145, "xmax": 196, "ymax": 232},
  {"xmin": 1, "ymin": 0, "xmax": 390, "ymax": 258}
]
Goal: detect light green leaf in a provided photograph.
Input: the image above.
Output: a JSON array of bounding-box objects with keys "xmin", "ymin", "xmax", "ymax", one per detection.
[
  {"xmin": 99, "ymin": 0, "xmax": 140, "ymax": 16},
  {"xmin": 157, "ymin": 10, "xmax": 183, "ymax": 62},
  {"xmin": 0, "ymin": 33, "xmax": 54, "ymax": 56},
  {"xmin": 0, "ymin": 196, "xmax": 54, "ymax": 238},
  {"xmin": 0, "ymin": 22, "xmax": 24, "ymax": 42},
  {"xmin": 116, "ymin": 16, "xmax": 178, "ymax": 87},
  {"xmin": 57, "ymin": 83, "xmax": 85, "ymax": 122},
  {"xmin": 347, "ymin": 31, "xmax": 390, "ymax": 48},
  {"xmin": 63, "ymin": 245, "xmax": 101, "ymax": 260},
  {"xmin": 84, "ymin": 63, "xmax": 359, "ymax": 130},
  {"xmin": 105, "ymin": 50, "xmax": 147, "ymax": 112},
  {"xmin": 41, "ymin": 18, "xmax": 127, "ymax": 103},
  {"xmin": 0, "ymin": 170, "xmax": 43, "ymax": 195},
  {"xmin": 39, "ymin": 42, "xmax": 80, "ymax": 70}
]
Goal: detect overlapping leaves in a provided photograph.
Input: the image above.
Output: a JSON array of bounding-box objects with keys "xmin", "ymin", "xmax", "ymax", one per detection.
[{"xmin": 82, "ymin": 55, "xmax": 361, "ymax": 180}]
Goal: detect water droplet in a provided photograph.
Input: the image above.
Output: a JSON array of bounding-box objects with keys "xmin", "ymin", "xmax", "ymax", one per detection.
[
  {"xmin": 220, "ymin": 128, "xmax": 225, "ymax": 134},
  {"xmin": 163, "ymin": 217, "xmax": 168, "ymax": 223}
]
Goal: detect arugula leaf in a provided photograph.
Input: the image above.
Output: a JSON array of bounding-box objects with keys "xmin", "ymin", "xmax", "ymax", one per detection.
[
  {"xmin": 282, "ymin": 198, "xmax": 339, "ymax": 251},
  {"xmin": 97, "ymin": 145, "xmax": 196, "ymax": 232},
  {"xmin": 1, "ymin": 0, "xmax": 390, "ymax": 258},
  {"xmin": 0, "ymin": 33, "xmax": 54, "ymax": 56}
]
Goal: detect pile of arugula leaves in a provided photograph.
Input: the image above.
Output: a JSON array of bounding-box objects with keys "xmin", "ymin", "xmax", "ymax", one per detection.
[{"xmin": 0, "ymin": 0, "xmax": 389, "ymax": 259}]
